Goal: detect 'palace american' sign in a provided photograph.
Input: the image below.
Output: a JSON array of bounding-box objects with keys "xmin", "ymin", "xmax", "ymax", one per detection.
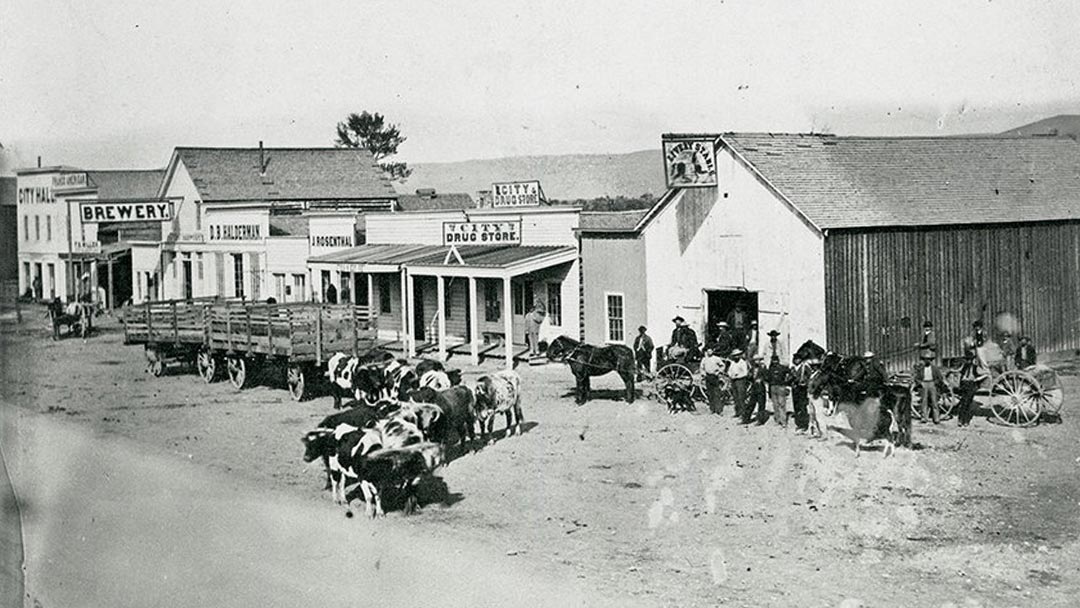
[{"xmin": 80, "ymin": 200, "xmax": 174, "ymax": 223}]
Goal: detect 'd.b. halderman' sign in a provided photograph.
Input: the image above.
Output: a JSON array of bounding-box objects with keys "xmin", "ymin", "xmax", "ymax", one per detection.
[{"xmin": 442, "ymin": 220, "xmax": 521, "ymax": 246}]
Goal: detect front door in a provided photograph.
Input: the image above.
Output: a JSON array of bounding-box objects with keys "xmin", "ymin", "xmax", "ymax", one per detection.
[
  {"xmin": 704, "ymin": 290, "xmax": 758, "ymax": 345},
  {"xmin": 182, "ymin": 260, "xmax": 193, "ymax": 300}
]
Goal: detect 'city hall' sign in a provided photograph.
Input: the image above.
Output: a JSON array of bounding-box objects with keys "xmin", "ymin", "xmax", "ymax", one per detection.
[
  {"xmin": 443, "ymin": 220, "xmax": 522, "ymax": 246},
  {"xmin": 662, "ymin": 135, "xmax": 718, "ymax": 188},
  {"xmin": 80, "ymin": 200, "xmax": 174, "ymax": 223},
  {"xmin": 491, "ymin": 181, "xmax": 541, "ymax": 207}
]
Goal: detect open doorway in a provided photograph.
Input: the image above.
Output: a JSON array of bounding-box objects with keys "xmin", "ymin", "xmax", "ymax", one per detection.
[{"xmin": 704, "ymin": 289, "xmax": 758, "ymax": 345}]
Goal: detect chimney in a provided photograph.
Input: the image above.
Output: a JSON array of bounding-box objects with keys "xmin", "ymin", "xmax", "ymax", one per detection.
[
  {"xmin": 37, "ymin": 156, "xmax": 41, "ymax": 168},
  {"xmin": 415, "ymin": 188, "xmax": 436, "ymax": 199},
  {"xmin": 258, "ymin": 141, "xmax": 265, "ymax": 175}
]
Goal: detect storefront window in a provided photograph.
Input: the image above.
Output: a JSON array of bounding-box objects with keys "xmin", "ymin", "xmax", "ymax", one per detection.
[
  {"xmin": 485, "ymin": 280, "xmax": 500, "ymax": 322},
  {"xmin": 547, "ymin": 281, "xmax": 562, "ymax": 326},
  {"xmin": 379, "ymin": 275, "xmax": 392, "ymax": 313},
  {"xmin": 292, "ymin": 274, "xmax": 306, "ymax": 301},
  {"xmin": 232, "ymin": 253, "xmax": 245, "ymax": 298},
  {"xmin": 443, "ymin": 280, "xmax": 453, "ymax": 319}
]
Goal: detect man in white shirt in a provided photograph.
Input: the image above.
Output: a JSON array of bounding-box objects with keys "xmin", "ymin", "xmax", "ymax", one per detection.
[
  {"xmin": 727, "ymin": 349, "xmax": 750, "ymax": 419},
  {"xmin": 701, "ymin": 348, "xmax": 727, "ymax": 414}
]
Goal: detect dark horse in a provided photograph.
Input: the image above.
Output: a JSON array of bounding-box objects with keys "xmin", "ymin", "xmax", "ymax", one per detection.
[
  {"xmin": 547, "ymin": 336, "xmax": 636, "ymax": 404},
  {"xmin": 808, "ymin": 351, "xmax": 912, "ymax": 448}
]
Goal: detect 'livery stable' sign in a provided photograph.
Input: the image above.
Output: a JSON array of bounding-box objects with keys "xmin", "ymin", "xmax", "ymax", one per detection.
[
  {"xmin": 80, "ymin": 200, "xmax": 175, "ymax": 223},
  {"xmin": 491, "ymin": 181, "xmax": 541, "ymax": 207},
  {"xmin": 662, "ymin": 135, "xmax": 718, "ymax": 188},
  {"xmin": 443, "ymin": 220, "xmax": 522, "ymax": 246}
]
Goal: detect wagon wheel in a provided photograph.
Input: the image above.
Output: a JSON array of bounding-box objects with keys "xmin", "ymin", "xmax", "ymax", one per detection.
[
  {"xmin": 286, "ymin": 364, "xmax": 307, "ymax": 402},
  {"xmin": 989, "ymin": 370, "xmax": 1041, "ymax": 427},
  {"xmin": 226, "ymin": 356, "xmax": 249, "ymax": 390},
  {"xmin": 197, "ymin": 349, "xmax": 219, "ymax": 384},
  {"xmin": 656, "ymin": 363, "xmax": 694, "ymax": 386},
  {"xmin": 1030, "ymin": 367, "xmax": 1064, "ymax": 417}
]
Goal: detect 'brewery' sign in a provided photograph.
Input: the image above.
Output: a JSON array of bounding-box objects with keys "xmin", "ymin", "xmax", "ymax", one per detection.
[
  {"xmin": 662, "ymin": 135, "xmax": 718, "ymax": 188},
  {"xmin": 52, "ymin": 173, "xmax": 89, "ymax": 191},
  {"xmin": 209, "ymin": 224, "xmax": 262, "ymax": 241},
  {"xmin": 80, "ymin": 200, "xmax": 174, "ymax": 223},
  {"xmin": 443, "ymin": 220, "xmax": 522, "ymax": 246},
  {"xmin": 491, "ymin": 181, "xmax": 541, "ymax": 207}
]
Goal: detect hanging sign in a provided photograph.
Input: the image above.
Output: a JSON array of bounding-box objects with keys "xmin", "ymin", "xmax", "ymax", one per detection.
[
  {"xmin": 443, "ymin": 220, "xmax": 522, "ymax": 246},
  {"xmin": 52, "ymin": 173, "xmax": 89, "ymax": 191},
  {"xmin": 662, "ymin": 135, "xmax": 718, "ymax": 188},
  {"xmin": 80, "ymin": 200, "xmax": 174, "ymax": 223},
  {"xmin": 72, "ymin": 240, "xmax": 102, "ymax": 254},
  {"xmin": 491, "ymin": 181, "xmax": 542, "ymax": 207}
]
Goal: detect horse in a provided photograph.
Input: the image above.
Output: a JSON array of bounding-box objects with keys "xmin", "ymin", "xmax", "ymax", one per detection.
[
  {"xmin": 547, "ymin": 336, "xmax": 636, "ymax": 405},
  {"xmin": 808, "ymin": 350, "xmax": 911, "ymax": 452}
]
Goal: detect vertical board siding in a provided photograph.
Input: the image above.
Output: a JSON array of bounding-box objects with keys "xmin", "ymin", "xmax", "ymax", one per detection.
[{"xmin": 825, "ymin": 222, "xmax": 1080, "ymax": 371}]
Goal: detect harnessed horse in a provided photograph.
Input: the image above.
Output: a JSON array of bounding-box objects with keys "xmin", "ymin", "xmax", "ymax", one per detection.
[{"xmin": 547, "ymin": 336, "xmax": 636, "ymax": 404}]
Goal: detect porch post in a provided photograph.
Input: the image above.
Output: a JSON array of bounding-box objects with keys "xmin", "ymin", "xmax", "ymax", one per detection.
[
  {"xmin": 405, "ymin": 270, "xmax": 416, "ymax": 358},
  {"xmin": 436, "ymin": 275, "xmax": 447, "ymax": 361},
  {"xmin": 503, "ymin": 274, "xmax": 513, "ymax": 370},
  {"xmin": 469, "ymin": 276, "xmax": 479, "ymax": 366},
  {"xmin": 366, "ymin": 272, "xmax": 374, "ymax": 311},
  {"xmin": 107, "ymin": 257, "xmax": 115, "ymax": 310},
  {"xmin": 399, "ymin": 269, "xmax": 409, "ymax": 353}
]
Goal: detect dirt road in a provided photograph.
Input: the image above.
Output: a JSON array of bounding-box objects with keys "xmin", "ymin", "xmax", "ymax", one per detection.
[
  {"xmin": 3, "ymin": 312, "xmax": 1080, "ymax": 607},
  {"xmin": 1, "ymin": 406, "xmax": 650, "ymax": 608}
]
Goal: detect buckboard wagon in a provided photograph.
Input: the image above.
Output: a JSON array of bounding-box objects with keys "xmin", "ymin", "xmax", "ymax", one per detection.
[{"xmin": 123, "ymin": 299, "xmax": 379, "ymax": 401}]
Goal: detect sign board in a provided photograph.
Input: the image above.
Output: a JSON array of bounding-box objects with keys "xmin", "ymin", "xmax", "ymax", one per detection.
[
  {"xmin": 52, "ymin": 172, "xmax": 89, "ymax": 191},
  {"xmin": 309, "ymin": 235, "xmax": 354, "ymax": 248},
  {"xmin": 491, "ymin": 181, "xmax": 541, "ymax": 207},
  {"xmin": 165, "ymin": 232, "xmax": 206, "ymax": 243},
  {"xmin": 443, "ymin": 220, "xmax": 522, "ymax": 246},
  {"xmin": 209, "ymin": 224, "xmax": 262, "ymax": 241},
  {"xmin": 80, "ymin": 200, "xmax": 174, "ymax": 223},
  {"xmin": 17, "ymin": 186, "xmax": 54, "ymax": 205},
  {"xmin": 662, "ymin": 136, "xmax": 718, "ymax": 188},
  {"xmin": 72, "ymin": 240, "xmax": 102, "ymax": 254}
]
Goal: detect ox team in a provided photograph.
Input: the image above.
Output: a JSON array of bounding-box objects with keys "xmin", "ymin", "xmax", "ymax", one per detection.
[{"xmin": 302, "ymin": 352, "xmax": 523, "ymax": 518}]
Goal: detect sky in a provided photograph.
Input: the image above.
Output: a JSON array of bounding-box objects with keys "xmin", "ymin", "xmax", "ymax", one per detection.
[{"xmin": 2, "ymin": 0, "xmax": 1080, "ymax": 172}]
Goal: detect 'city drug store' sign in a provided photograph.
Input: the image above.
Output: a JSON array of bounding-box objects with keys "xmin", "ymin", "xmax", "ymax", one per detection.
[{"xmin": 442, "ymin": 220, "xmax": 522, "ymax": 246}]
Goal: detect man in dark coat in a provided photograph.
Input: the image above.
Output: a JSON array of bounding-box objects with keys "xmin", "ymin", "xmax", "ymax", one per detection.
[
  {"xmin": 746, "ymin": 355, "xmax": 768, "ymax": 424},
  {"xmin": 711, "ymin": 321, "xmax": 737, "ymax": 358},
  {"xmin": 633, "ymin": 325, "xmax": 654, "ymax": 381},
  {"xmin": 956, "ymin": 339, "xmax": 988, "ymax": 427},
  {"xmin": 325, "ymin": 283, "xmax": 338, "ymax": 304},
  {"xmin": 766, "ymin": 355, "xmax": 792, "ymax": 427},
  {"xmin": 852, "ymin": 350, "xmax": 889, "ymax": 397},
  {"xmin": 913, "ymin": 354, "xmax": 946, "ymax": 424},
  {"xmin": 668, "ymin": 316, "xmax": 699, "ymax": 361},
  {"xmin": 915, "ymin": 320, "xmax": 937, "ymax": 362},
  {"xmin": 1014, "ymin": 336, "xmax": 1037, "ymax": 369}
]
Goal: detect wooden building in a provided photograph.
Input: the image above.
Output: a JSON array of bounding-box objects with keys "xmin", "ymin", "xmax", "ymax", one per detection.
[{"xmin": 579, "ymin": 133, "xmax": 1080, "ymax": 370}]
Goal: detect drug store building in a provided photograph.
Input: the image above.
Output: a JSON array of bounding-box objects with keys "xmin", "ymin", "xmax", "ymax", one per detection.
[
  {"xmin": 308, "ymin": 203, "xmax": 581, "ymax": 368},
  {"xmin": 154, "ymin": 145, "xmax": 396, "ymax": 302},
  {"xmin": 580, "ymin": 132, "xmax": 1080, "ymax": 370}
]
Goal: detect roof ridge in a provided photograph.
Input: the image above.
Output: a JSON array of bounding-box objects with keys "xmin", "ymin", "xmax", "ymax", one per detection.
[{"xmin": 175, "ymin": 146, "xmax": 366, "ymax": 152}]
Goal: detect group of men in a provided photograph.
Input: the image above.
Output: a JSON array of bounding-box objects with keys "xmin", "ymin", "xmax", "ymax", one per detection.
[{"xmin": 635, "ymin": 312, "xmax": 1042, "ymax": 430}]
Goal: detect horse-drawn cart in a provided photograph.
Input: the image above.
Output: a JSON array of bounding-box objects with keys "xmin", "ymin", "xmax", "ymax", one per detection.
[
  {"xmin": 652, "ymin": 347, "xmax": 733, "ymax": 412},
  {"xmin": 203, "ymin": 302, "xmax": 379, "ymax": 401},
  {"xmin": 970, "ymin": 342, "xmax": 1064, "ymax": 426}
]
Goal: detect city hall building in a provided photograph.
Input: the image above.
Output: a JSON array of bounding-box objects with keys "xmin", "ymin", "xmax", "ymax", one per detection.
[
  {"xmin": 579, "ymin": 132, "xmax": 1080, "ymax": 370},
  {"xmin": 15, "ymin": 166, "xmax": 164, "ymax": 305}
]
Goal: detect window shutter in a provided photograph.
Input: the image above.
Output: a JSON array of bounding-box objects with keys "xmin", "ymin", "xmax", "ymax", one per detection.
[
  {"xmin": 215, "ymin": 252, "xmax": 225, "ymax": 295},
  {"xmin": 249, "ymin": 253, "xmax": 261, "ymax": 299}
]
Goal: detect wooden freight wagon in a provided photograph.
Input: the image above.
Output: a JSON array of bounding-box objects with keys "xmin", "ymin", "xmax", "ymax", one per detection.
[
  {"xmin": 122, "ymin": 297, "xmax": 224, "ymax": 376},
  {"xmin": 202, "ymin": 302, "xmax": 379, "ymax": 401}
]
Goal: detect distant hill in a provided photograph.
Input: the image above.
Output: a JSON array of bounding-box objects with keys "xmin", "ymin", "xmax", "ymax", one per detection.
[
  {"xmin": 396, "ymin": 149, "xmax": 665, "ymax": 200},
  {"xmin": 999, "ymin": 114, "xmax": 1080, "ymax": 138}
]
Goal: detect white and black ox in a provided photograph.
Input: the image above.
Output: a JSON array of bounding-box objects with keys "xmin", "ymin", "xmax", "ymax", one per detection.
[
  {"xmin": 473, "ymin": 370, "xmax": 525, "ymax": 445},
  {"xmin": 303, "ymin": 400, "xmax": 446, "ymax": 518},
  {"xmin": 326, "ymin": 351, "xmax": 421, "ymax": 409}
]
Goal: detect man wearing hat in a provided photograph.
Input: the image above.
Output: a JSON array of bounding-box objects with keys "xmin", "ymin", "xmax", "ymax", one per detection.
[
  {"xmin": 525, "ymin": 302, "xmax": 547, "ymax": 358},
  {"xmin": 790, "ymin": 352, "xmax": 817, "ymax": 433},
  {"xmin": 956, "ymin": 338, "xmax": 988, "ymax": 427},
  {"xmin": 701, "ymin": 347, "xmax": 727, "ymax": 414},
  {"xmin": 633, "ymin": 325, "xmax": 655, "ymax": 381},
  {"xmin": 912, "ymin": 352, "xmax": 945, "ymax": 423},
  {"xmin": 852, "ymin": 350, "xmax": 889, "ymax": 397},
  {"xmin": 915, "ymin": 320, "xmax": 937, "ymax": 362},
  {"xmin": 765, "ymin": 328, "xmax": 784, "ymax": 362},
  {"xmin": 667, "ymin": 316, "xmax": 699, "ymax": 362},
  {"xmin": 1014, "ymin": 336, "xmax": 1037, "ymax": 369},
  {"xmin": 710, "ymin": 320, "xmax": 736, "ymax": 358},
  {"xmin": 970, "ymin": 319, "xmax": 987, "ymax": 348},
  {"xmin": 746, "ymin": 355, "xmax": 768, "ymax": 424},
  {"xmin": 745, "ymin": 320, "xmax": 759, "ymax": 360},
  {"xmin": 727, "ymin": 348, "xmax": 749, "ymax": 417},
  {"xmin": 766, "ymin": 355, "xmax": 793, "ymax": 427}
]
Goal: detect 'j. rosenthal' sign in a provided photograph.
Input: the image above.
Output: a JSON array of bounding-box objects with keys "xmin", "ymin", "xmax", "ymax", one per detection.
[
  {"xmin": 80, "ymin": 200, "xmax": 174, "ymax": 223},
  {"xmin": 443, "ymin": 221, "xmax": 522, "ymax": 246}
]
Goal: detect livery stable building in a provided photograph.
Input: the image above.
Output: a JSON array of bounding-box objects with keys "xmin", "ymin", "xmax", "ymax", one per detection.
[
  {"xmin": 308, "ymin": 203, "xmax": 580, "ymax": 369},
  {"xmin": 580, "ymin": 132, "xmax": 1080, "ymax": 371}
]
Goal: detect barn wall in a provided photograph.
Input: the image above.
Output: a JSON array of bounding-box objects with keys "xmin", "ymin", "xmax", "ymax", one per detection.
[{"xmin": 824, "ymin": 222, "xmax": 1080, "ymax": 370}]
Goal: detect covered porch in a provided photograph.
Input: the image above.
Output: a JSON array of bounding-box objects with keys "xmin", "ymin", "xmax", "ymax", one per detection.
[{"xmin": 309, "ymin": 244, "xmax": 578, "ymax": 369}]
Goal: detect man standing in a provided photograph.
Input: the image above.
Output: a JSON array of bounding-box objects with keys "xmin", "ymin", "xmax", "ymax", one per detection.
[
  {"xmin": 745, "ymin": 320, "xmax": 760, "ymax": 361},
  {"xmin": 790, "ymin": 355, "xmax": 815, "ymax": 433},
  {"xmin": 913, "ymin": 354, "xmax": 945, "ymax": 424},
  {"xmin": 633, "ymin": 326, "xmax": 654, "ymax": 381},
  {"xmin": 766, "ymin": 355, "xmax": 792, "ymax": 428},
  {"xmin": 340, "ymin": 282, "xmax": 352, "ymax": 305},
  {"xmin": 970, "ymin": 320, "xmax": 987, "ymax": 347},
  {"xmin": 1014, "ymin": 336, "xmax": 1037, "ymax": 369},
  {"xmin": 32, "ymin": 275, "xmax": 42, "ymax": 301},
  {"xmin": 765, "ymin": 329, "xmax": 784, "ymax": 362},
  {"xmin": 324, "ymin": 282, "xmax": 338, "ymax": 304},
  {"xmin": 747, "ymin": 356, "xmax": 768, "ymax": 424},
  {"xmin": 957, "ymin": 339, "xmax": 988, "ymax": 427},
  {"xmin": 727, "ymin": 349, "xmax": 749, "ymax": 419},
  {"xmin": 915, "ymin": 320, "xmax": 937, "ymax": 362},
  {"xmin": 524, "ymin": 302, "xmax": 546, "ymax": 358},
  {"xmin": 711, "ymin": 321, "xmax": 736, "ymax": 357},
  {"xmin": 701, "ymin": 347, "xmax": 727, "ymax": 415},
  {"xmin": 668, "ymin": 316, "xmax": 699, "ymax": 361}
]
